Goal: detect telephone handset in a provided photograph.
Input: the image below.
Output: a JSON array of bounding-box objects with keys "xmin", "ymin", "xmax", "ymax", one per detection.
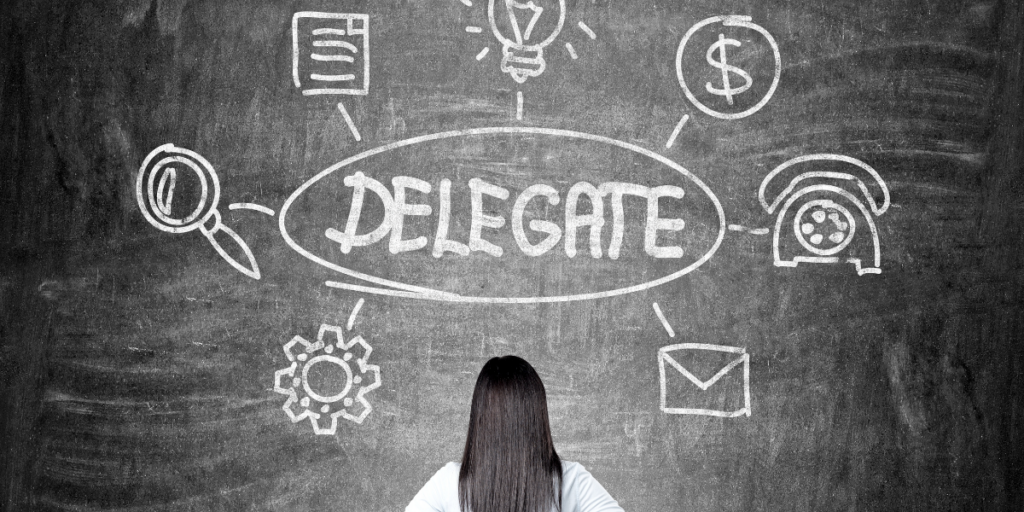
[{"xmin": 758, "ymin": 154, "xmax": 889, "ymax": 275}]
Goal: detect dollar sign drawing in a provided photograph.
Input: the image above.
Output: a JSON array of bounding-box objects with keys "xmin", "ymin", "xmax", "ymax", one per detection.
[{"xmin": 705, "ymin": 33, "xmax": 753, "ymax": 106}]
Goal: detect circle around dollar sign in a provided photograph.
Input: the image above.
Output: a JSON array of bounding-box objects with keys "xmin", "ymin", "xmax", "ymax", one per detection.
[{"xmin": 675, "ymin": 15, "xmax": 781, "ymax": 120}]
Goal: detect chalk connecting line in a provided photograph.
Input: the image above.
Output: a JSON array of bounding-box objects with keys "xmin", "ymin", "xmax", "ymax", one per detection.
[
  {"xmin": 727, "ymin": 224, "xmax": 769, "ymax": 235},
  {"xmin": 652, "ymin": 302, "xmax": 675, "ymax": 337},
  {"xmin": 229, "ymin": 203, "xmax": 275, "ymax": 216},
  {"xmin": 665, "ymin": 114, "xmax": 690, "ymax": 149},
  {"xmin": 337, "ymin": 102, "xmax": 362, "ymax": 142},
  {"xmin": 346, "ymin": 298, "xmax": 365, "ymax": 331}
]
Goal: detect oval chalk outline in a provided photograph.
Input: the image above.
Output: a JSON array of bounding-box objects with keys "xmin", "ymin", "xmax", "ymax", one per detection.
[{"xmin": 279, "ymin": 127, "xmax": 727, "ymax": 304}]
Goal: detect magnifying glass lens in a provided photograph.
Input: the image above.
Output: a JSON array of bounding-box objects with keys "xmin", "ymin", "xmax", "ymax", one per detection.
[
  {"xmin": 154, "ymin": 163, "xmax": 205, "ymax": 223},
  {"xmin": 137, "ymin": 145, "xmax": 221, "ymax": 234}
]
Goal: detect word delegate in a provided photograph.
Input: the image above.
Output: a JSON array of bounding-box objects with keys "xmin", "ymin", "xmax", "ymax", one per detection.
[{"xmin": 325, "ymin": 173, "xmax": 688, "ymax": 259}]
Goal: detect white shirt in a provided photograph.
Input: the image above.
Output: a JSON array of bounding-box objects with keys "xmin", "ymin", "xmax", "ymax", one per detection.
[{"xmin": 405, "ymin": 461, "xmax": 625, "ymax": 512}]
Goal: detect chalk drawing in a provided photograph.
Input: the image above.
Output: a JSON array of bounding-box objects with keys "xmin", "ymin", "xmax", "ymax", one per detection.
[
  {"xmin": 274, "ymin": 322, "xmax": 382, "ymax": 434},
  {"xmin": 459, "ymin": 1, "xmax": 592, "ymax": 119},
  {"xmin": 620, "ymin": 412, "xmax": 653, "ymax": 457},
  {"xmin": 292, "ymin": 12, "xmax": 369, "ymax": 96},
  {"xmin": 758, "ymin": 154, "xmax": 889, "ymax": 275},
  {"xmin": 136, "ymin": 144, "xmax": 261, "ymax": 279},
  {"xmin": 564, "ymin": 42, "xmax": 577, "ymax": 60},
  {"xmin": 488, "ymin": 0, "xmax": 566, "ymax": 84},
  {"xmin": 229, "ymin": 203, "xmax": 276, "ymax": 216},
  {"xmin": 346, "ymin": 298, "xmax": 365, "ymax": 331},
  {"xmin": 652, "ymin": 302, "xmax": 675, "ymax": 337},
  {"xmin": 326, "ymin": 281, "xmax": 460, "ymax": 300},
  {"xmin": 727, "ymin": 224, "xmax": 768, "ymax": 235},
  {"xmin": 156, "ymin": 167, "xmax": 176, "ymax": 215},
  {"xmin": 658, "ymin": 343, "xmax": 751, "ymax": 417},
  {"xmin": 664, "ymin": 114, "xmax": 690, "ymax": 149},
  {"xmin": 292, "ymin": 12, "xmax": 368, "ymax": 141},
  {"xmin": 337, "ymin": 102, "xmax": 362, "ymax": 142},
  {"xmin": 277, "ymin": 127, "xmax": 727, "ymax": 303},
  {"xmin": 675, "ymin": 16, "xmax": 781, "ymax": 120},
  {"xmin": 577, "ymin": 21, "xmax": 596, "ymax": 40}
]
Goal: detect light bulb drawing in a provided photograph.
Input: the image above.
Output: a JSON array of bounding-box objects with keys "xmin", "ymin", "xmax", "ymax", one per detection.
[
  {"xmin": 460, "ymin": 0, "xmax": 593, "ymax": 120},
  {"xmin": 488, "ymin": 0, "xmax": 565, "ymax": 84}
]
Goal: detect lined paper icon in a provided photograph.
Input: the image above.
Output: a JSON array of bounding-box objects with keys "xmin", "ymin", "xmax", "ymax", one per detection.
[{"xmin": 292, "ymin": 12, "xmax": 369, "ymax": 96}]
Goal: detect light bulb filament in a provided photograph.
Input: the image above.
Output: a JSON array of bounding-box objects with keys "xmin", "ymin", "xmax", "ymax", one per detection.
[{"xmin": 506, "ymin": 0, "xmax": 543, "ymax": 42}]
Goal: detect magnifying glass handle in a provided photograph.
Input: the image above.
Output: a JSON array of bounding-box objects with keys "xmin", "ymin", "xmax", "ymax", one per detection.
[{"xmin": 200, "ymin": 210, "xmax": 262, "ymax": 280}]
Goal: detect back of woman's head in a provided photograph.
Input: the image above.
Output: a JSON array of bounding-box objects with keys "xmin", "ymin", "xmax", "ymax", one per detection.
[{"xmin": 459, "ymin": 356, "xmax": 562, "ymax": 512}]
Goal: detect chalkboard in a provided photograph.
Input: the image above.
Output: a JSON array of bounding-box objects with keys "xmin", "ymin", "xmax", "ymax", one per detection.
[{"xmin": 2, "ymin": 0, "xmax": 1023, "ymax": 511}]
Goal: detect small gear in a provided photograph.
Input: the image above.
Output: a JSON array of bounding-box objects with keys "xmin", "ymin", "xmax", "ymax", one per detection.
[{"xmin": 273, "ymin": 323, "xmax": 381, "ymax": 435}]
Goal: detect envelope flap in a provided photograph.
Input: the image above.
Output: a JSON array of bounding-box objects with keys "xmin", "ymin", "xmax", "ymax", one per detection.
[{"xmin": 660, "ymin": 343, "xmax": 747, "ymax": 390}]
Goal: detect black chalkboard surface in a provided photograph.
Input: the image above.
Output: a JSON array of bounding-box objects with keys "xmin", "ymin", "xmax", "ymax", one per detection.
[{"xmin": 3, "ymin": 0, "xmax": 1023, "ymax": 511}]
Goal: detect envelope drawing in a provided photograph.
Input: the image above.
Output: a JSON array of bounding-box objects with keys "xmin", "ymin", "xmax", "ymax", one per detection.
[{"xmin": 658, "ymin": 343, "xmax": 751, "ymax": 417}]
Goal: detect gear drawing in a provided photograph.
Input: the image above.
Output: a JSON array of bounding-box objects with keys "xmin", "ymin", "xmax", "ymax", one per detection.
[{"xmin": 273, "ymin": 323, "xmax": 381, "ymax": 434}]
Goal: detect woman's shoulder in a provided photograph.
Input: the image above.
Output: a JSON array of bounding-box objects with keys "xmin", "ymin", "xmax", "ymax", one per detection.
[
  {"xmin": 436, "ymin": 461, "xmax": 460, "ymax": 478},
  {"xmin": 558, "ymin": 461, "xmax": 624, "ymax": 511},
  {"xmin": 560, "ymin": 460, "xmax": 586, "ymax": 477},
  {"xmin": 405, "ymin": 463, "xmax": 461, "ymax": 512},
  {"xmin": 559, "ymin": 461, "xmax": 606, "ymax": 496},
  {"xmin": 420, "ymin": 461, "xmax": 461, "ymax": 488}
]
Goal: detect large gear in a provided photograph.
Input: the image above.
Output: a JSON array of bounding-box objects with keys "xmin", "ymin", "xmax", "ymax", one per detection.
[{"xmin": 273, "ymin": 323, "xmax": 381, "ymax": 435}]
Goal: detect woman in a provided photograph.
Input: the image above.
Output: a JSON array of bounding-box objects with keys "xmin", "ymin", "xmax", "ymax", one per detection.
[{"xmin": 406, "ymin": 355, "xmax": 625, "ymax": 512}]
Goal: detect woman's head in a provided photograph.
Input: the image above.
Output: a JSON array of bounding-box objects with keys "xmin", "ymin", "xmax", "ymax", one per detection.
[{"xmin": 459, "ymin": 355, "xmax": 562, "ymax": 512}]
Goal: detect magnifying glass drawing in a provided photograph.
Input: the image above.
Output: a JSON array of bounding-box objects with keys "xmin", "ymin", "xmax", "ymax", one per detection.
[{"xmin": 136, "ymin": 144, "xmax": 262, "ymax": 280}]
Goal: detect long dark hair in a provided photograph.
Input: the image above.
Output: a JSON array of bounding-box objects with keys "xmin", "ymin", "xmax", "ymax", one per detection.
[{"xmin": 459, "ymin": 356, "xmax": 563, "ymax": 512}]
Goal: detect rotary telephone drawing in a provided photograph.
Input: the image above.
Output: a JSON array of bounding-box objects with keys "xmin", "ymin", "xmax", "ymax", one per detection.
[{"xmin": 758, "ymin": 154, "xmax": 890, "ymax": 275}]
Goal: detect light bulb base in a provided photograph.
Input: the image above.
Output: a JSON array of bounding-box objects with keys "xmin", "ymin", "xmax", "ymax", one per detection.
[{"xmin": 500, "ymin": 44, "xmax": 546, "ymax": 84}]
